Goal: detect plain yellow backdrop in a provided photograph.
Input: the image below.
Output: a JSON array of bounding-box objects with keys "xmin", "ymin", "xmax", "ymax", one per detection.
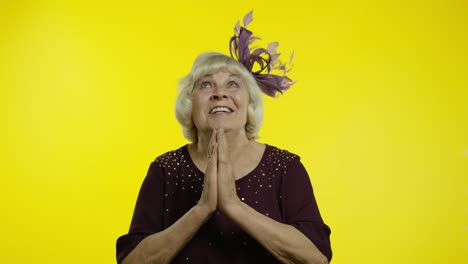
[{"xmin": 1, "ymin": 0, "xmax": 467, "ymax": 263}]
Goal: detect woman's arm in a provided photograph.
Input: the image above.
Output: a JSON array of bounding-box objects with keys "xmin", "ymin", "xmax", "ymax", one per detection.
[
  {"xmin": 122, "ymin": 204, "xmax": 212, "ymax": 264},
  {"xmin": 223, "ymin": 201, "xmax": 329, "ymax": 264},
  {"xmin": 216, "ymin": 129, "xmax": 329, "ymax": 264},
  {"xmin": 122, "ymin": 133, "xmax": 219, "ymax": 264}
]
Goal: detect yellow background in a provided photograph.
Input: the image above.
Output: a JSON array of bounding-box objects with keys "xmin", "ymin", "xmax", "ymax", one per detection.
[{"xmin": 1, "ymin": 0, "xmax": 467, "ymax": 263}]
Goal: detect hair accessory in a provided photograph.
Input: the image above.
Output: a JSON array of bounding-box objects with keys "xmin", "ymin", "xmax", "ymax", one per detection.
[{"xmin": 229, "ymin": 10, "xmax": 296, "ymax": 97}]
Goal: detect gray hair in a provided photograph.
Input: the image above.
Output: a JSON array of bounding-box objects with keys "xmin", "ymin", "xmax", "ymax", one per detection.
[{"xmin": 175, "ymin": 52, "xmax": 263, "ymax": 142}]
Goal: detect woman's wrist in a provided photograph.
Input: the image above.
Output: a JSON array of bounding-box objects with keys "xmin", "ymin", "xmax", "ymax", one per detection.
[
  {"xmin": 219, "ymin": 197, "xmax": 243, "ymax": 216},
  {"xmin": 194, "ymin": 203, "xmax": 215, "ymax": 221}
]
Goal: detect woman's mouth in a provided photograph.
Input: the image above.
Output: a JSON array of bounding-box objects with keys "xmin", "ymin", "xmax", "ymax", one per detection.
[{"xmin": 209, "ymin": 106, "xmax": 233, "ymax": 114}]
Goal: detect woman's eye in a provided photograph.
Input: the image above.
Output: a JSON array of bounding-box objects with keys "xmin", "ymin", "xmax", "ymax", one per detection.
[
  {"xmin": 227, "ymin": 81, "xmax": 239, "ymax": 88},
  {"xmin": 200, "ymin": 81, "xmax": 212, "ymax": 88}
]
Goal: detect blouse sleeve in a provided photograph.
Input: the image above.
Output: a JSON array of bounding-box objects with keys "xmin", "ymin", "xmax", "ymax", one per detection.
[
  {"xmin": 116, "ymin": 160, "xmax": 166, "ymax": 263},
  {"xmin": 281, "ymin": 157, "xmax": 332, "ymax": 262}
]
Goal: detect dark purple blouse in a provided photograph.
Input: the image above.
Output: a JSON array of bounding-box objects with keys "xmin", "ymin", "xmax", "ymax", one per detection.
[{"xmin": 116, "ymin": 144, "xmax": 332, "ymax": 263}]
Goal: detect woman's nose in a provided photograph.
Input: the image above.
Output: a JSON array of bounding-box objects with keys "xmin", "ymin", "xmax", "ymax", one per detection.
[{"xmin": 210, "ymin": 87, "xmax": 228, "ymax": 100}]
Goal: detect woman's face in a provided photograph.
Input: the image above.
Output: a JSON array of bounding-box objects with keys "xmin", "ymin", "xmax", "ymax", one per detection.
[{"xmin": 191, "ymin": 68, "xmax": 249, "ymax": 135}]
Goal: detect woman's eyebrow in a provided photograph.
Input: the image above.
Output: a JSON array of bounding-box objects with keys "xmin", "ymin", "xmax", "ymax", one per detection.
[{"xmin": 200, "ymin": 74, "xmax": 213, "ymax": 79}]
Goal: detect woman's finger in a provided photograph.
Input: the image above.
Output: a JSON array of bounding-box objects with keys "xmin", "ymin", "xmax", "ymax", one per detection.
[
  {"xmin": 217, "ymin": 128, "xmax": 228, "ymax": 164},
  {"xmin": 197, "ymin": 128, "xmax": 218, "ymax": 213},
  {"xmin": 207, "ymin": 128, "xmax": 217, "ymax": 159},
  {"xmin": 207, "ymin": 129, "xmax": 218, "ymax": 184},
  {"xmin": 208, "ymin": 142, "xmax": 218, "ymax": 174}
]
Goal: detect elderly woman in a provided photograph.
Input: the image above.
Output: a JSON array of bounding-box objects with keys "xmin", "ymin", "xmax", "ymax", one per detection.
[{"xmin": 116, "ymin": 12, "xmax": 331, "ymax": 264}]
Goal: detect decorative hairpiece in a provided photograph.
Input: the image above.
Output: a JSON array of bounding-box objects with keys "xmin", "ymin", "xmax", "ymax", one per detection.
[{"xmin": 229, "ymin": 10, "xmax": 295, "ymax": 97}]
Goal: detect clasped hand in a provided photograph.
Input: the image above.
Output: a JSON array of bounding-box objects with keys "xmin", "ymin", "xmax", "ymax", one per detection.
[{"xmin": 198, "ymin": 128, "xmax": 240, "ymax": 214}]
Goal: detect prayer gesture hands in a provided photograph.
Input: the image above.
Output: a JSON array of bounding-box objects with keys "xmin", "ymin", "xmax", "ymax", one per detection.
[{"xmin": 198, "ymin": 128, "xmax": 240, "ymax": 215}]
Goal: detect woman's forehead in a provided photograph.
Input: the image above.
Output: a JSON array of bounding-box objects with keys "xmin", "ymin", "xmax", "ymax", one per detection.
[{"xmin": 199, "ymin": 68, "xmax": 242, "ymax": 79}]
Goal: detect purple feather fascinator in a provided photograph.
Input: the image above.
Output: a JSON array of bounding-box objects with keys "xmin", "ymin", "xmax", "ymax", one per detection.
[{"xmin": 229, "ymin": 10, "xmax": 296, "ymax": 97}]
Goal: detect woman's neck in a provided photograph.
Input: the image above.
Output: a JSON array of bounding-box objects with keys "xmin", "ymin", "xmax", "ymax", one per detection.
[{"xmin": 192, "ymin": 128, "xmax": 251, "ymax": 161}]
